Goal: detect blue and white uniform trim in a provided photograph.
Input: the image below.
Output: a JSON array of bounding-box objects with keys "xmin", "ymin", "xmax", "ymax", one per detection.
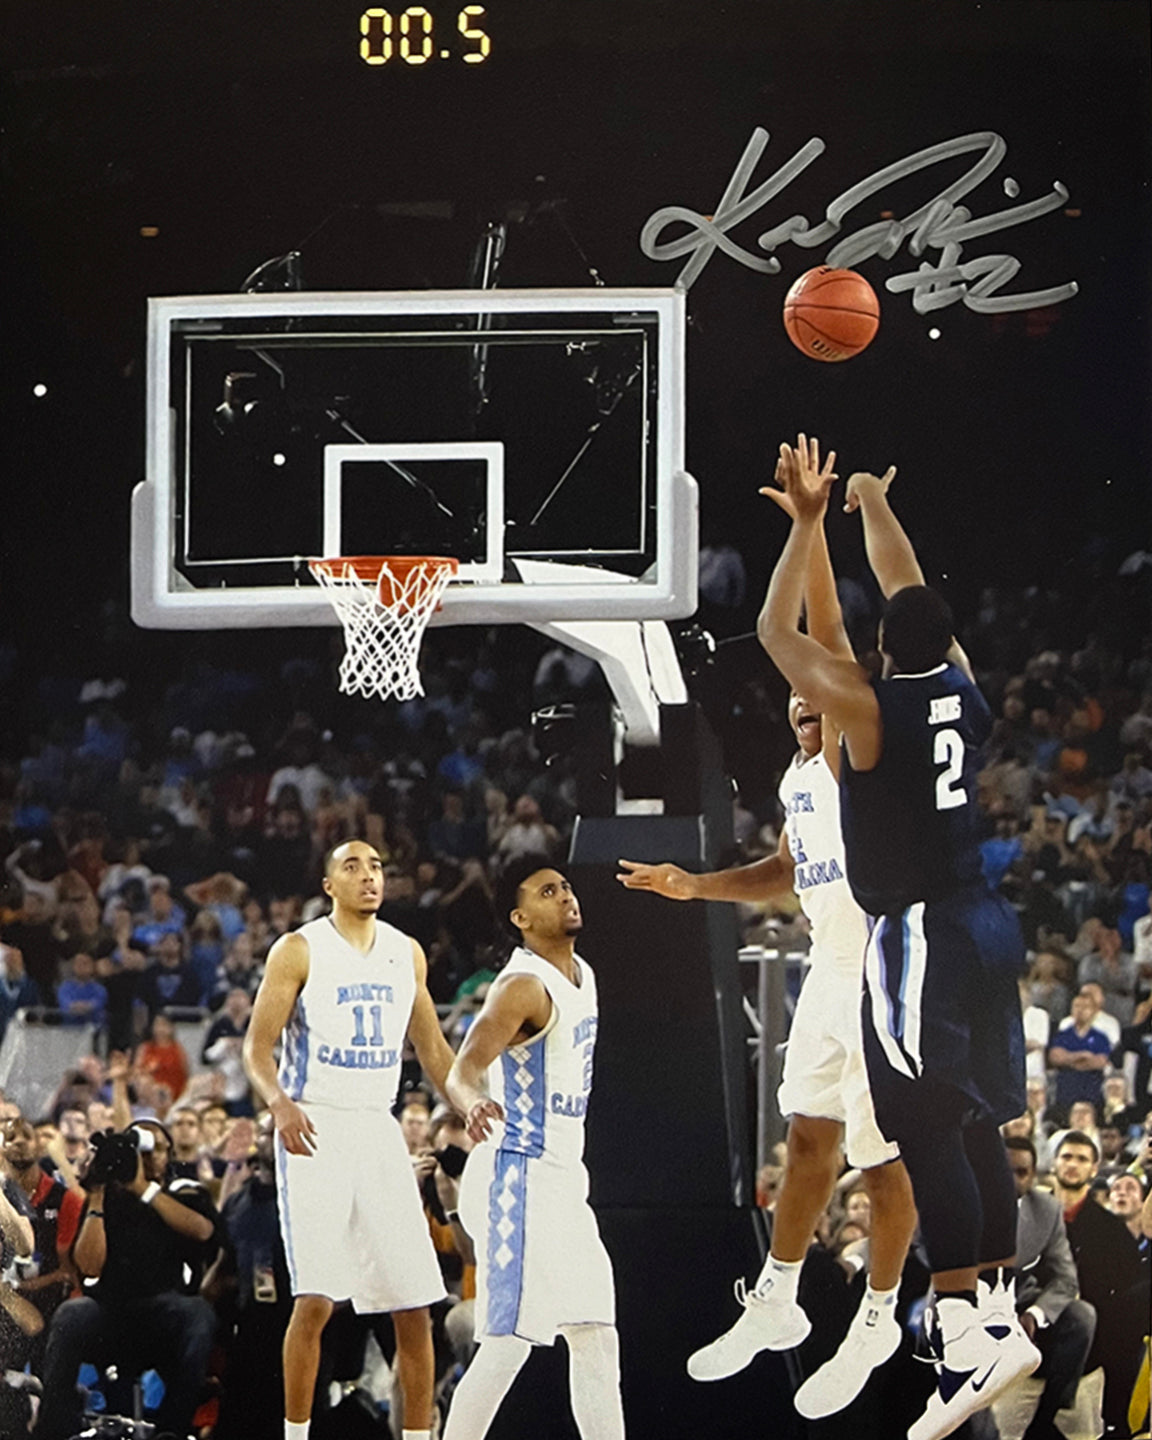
[
  {"xmin": 280, "ymin": 997, "xmax": 311, "ymax": 1101},
  {"xmin": 498, "ymin": 1041, "xmax": 547, "ymax": 1158},
  {"xmin": 865, "ymin": 905, "xmax": 928, "ymax": 1081},
  {"xmin": 275, "ymin": 1131, "xmax": 299, "ymax": 1292},
  {"xmin": 484, "ymin": 1149, "xmax": 529, "ymax": 1335}
]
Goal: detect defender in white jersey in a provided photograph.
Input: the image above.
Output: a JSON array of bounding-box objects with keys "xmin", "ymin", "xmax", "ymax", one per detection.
[
  {"xmin": 617, "ymin": 435, "xmax": 917, "ymax": 1419},
  {"xmin": 244, "ymin": 840, "xmax": 457, "ymax": 1440},
  {"xmin": 443, "ymin": 856, "xmax": 625, "ymax": 1440}
]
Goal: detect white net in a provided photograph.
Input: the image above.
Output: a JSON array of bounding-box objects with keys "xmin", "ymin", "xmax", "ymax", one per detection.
[{"xmin": 309, "ymin": 557, "xmax": 457, "ymax": 701}]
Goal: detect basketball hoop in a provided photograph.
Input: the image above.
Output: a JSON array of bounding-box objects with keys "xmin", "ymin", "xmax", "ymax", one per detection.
[{"xmin": 309, "ymin": 556, "xmax": 458, "ymax": 702}]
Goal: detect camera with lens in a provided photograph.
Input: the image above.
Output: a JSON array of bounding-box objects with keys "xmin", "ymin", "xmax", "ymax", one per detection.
[{"xmin": 82, "ymin": 1127, "xmax": 153, "ymax": 1190}]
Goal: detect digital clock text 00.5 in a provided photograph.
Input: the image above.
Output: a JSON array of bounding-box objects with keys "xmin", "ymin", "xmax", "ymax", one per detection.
[{"xmin": 359, "ymin": 5, "xmax": 490, "ymax": 65}]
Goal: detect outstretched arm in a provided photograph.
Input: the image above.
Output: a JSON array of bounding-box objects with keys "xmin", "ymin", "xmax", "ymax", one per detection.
[
  {"xmin": 618, "ymin": 841, "xmax": 795, "ymax": 902},
  {"xmin": 761, "ymin": 437, "xmax": 853, "ymax": 663},
  {"xmin": 617, "ymin": 829, "xmax": 795, "ymax": 903},
  {"xmin": 758, "ymin": 442, "xmax": 879, "ymax": 769},
  {"xmin": 844, "ymin": 467, "xmax": 973, "ymax": 680}
]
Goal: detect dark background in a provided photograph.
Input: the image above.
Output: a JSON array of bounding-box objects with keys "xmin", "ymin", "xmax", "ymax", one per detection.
[{"xmin": 3, "ymin": 0, "xmax": 1150, "ymax": 669}]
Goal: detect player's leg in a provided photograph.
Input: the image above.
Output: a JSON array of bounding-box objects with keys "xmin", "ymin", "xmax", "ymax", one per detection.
[
  {"xmin": 792, "ymin": 1021, "xmax": 914, "ymax": 1419},
  {"xmin": 687, "ymin": 1113, "xmax": 841, "ymax": 1381},
  {"xmin": 794, "ymin": 1155, "xmax": 915, "ymax": 1419},
  {"xmin": 560, "ymin": 1322, "xmax": 625, "ymax": 1440},
  {"xmin": 864, "ymin": 1155, "xmax": 917, "ymax": 1290},
  {"xmin": 441, "ymin": 1335, "xmax": 532, "ymax": 1440},
  {"xmin": 391, "ymin": 1304, "xmax": 436, "ymax": 1437},
  {"xmin": 898, "ymin": 1119, "xmax": 1038, "ymax": 1440},
  {"xmin": 283, "ymin": 1293, "xmax": 334, "ymax": 1439}
]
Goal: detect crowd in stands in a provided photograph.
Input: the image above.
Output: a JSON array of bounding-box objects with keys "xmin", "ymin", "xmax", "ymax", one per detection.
[{"xmin": 0, "ymin": 555, "xmax": 1149, "ymax": 1437}]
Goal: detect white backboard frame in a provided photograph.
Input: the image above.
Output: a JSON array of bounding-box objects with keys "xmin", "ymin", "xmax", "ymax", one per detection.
[{"xmin": 131, "ymin": 287, "xmax": 697, "ymax": 629}]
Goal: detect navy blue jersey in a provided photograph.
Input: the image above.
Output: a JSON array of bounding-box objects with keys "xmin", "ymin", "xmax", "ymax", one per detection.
[{"xmin": 840, "ymin": 662, "xmax": 991, "ymax": 915}]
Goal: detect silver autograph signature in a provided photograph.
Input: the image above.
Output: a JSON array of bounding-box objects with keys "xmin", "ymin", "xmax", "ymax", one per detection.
[{"xmin": 639, "ymin": 128, "xmax": 1078, "ymax": 313}]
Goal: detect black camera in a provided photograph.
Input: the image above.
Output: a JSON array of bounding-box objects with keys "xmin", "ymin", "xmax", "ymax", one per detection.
[{"xmin": 82, "ymin": 1128, "xmax": 152, "ymax": 1190}]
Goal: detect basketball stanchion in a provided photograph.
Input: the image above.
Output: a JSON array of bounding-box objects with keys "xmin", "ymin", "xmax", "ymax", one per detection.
[{"xmin": 308, "ymin": 555, "xmax": 458, "ymax": 701}]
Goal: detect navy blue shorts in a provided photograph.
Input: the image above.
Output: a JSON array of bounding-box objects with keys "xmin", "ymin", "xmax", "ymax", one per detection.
[{"xmin": 860, "ymin": 887, "xmax": 1026, "ymax": 1139}]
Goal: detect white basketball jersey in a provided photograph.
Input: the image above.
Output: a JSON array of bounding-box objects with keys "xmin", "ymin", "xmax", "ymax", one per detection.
[
  {"xmin": 279, "ymin": 916, "xmax": 416, "ymax": 1111},
  {"xmin": 489, "ymin": 946, "xmax": 598, "ymax": 1169},
  {"xmin": 778, "ymin": 750, "xmax": 869, "ymax": 972}
]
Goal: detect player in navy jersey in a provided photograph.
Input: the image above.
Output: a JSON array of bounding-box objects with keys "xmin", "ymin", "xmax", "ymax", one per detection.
[{"xmin": 759, "ymin": 438, "xmax": 1037, "ymax": 1440}]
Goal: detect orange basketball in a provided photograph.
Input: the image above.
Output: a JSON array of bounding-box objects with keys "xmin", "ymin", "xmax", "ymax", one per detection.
[{"xmin": 782, "ymin": 267, "xmax": 880, "ymax": 362}]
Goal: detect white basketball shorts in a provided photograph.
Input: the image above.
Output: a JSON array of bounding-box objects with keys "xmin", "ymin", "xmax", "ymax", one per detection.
[
  {"xmin": 777, "ymin": 960, "xmax": 900, "ymax": 1171},
  {"xmin": 458, "ymin": 1143, "xmax": 615, "ymax": 1346},
  {"xmin": 276, "ymin": 1103, "xmax": 446, "ymax": 1313}
]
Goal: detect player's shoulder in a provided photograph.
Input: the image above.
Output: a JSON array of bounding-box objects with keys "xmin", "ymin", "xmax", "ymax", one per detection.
[{"xmin": 266, "ymin": 927, "xmax": 312, "ymax": 978}]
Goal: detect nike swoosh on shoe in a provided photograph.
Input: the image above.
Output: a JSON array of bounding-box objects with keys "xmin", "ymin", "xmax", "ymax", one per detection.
[{"xmin": 938, "ymin": 1367, "xmax": 977, "ymax": 1404}]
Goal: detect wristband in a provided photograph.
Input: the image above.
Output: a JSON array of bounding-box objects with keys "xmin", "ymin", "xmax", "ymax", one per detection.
[
  {"xmin": 85, "ymin": 1210, "xmax": 104, "ymax": 1220},
  {"xmin": 140, "ymin": 1182, "xmax": 161, "ymax": 1206}
]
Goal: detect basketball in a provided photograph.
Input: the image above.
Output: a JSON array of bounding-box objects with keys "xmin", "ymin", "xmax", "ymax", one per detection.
[{"xmin": 782, "ymin": 267, "xmax": 880, "ymax": 362}]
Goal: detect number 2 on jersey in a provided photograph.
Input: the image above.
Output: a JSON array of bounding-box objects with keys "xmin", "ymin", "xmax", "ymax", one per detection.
[{"xmin": 933, "ymin": 727, "xmax": 966, "ymax": 810}]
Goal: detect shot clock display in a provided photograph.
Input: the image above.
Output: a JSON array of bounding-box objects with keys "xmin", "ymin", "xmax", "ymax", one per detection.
[{"xmin": 359, "ymin": 5, "xmax": 491, "ymax": 65}]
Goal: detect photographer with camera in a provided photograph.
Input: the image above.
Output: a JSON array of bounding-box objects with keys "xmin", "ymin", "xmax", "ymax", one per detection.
[{"xmin": 34, "ymin": 1119, "xmax": 221, "ymax": 1440}]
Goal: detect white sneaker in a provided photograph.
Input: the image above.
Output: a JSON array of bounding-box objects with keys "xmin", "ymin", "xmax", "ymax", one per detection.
[
  {"xmin": 794, "ymin": 1296, "xmax": 901, "ymax": 1418},
  {"xmin": 686, "ymin": 1276, "xmax": 812, "ymax": 1382},
  {"xmin": 908, "ymin": 1297, "xmax": 1041, "ymax": 1440}
]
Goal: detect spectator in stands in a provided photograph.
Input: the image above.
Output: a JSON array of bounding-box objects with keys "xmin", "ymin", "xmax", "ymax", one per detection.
[
  {"xmin": 380, "ymin": 864, "xmax": 436, "ymax": 950},
  {"xmin": 1131, "ymin": 890, "xmax": 1152, "ymax": 978},
  {"xmin": 1001, "ymin": 1135, "xmax": 1096, "ymax": 1440},
  {"xmin": 1049, "ymin": 1100, "xmax": 1103, "ymax": 1162},
  {"xmin": 399, "ymin": 1090, "xmax": 433, "ymax": 1157},
  {"xmin": 1027, "ymin": 948, "xmax": 1073, "ymax": 1030},
  {"xmin": 265, "ymin": 729, "xmax": 333, "ymax": 817},
  {"xmin": 1078, "ymin": 980, "xmax": 1122, "ymax": 1047},
  {"xmin": 96, "ymin": 916, "xmax": 148, "ymax": 1052},
  {"xmin": 210, "ymin": 930, "xmax": 262, "ymax": 1010},
  {"xmin": 202, "ymin": 988, "xmax": 254, "ymax": 1116},
  {"xmin": 205, "ymin": 1113, "xmax": 291, "ymax": 1440},
  {"xmin": 168, "ymin": 1105, "xmax": 216, "ymax": 1187},
  {"xmin": 137, "ymin": 930, "xmax": 200, "ymax": 1019},
  {"xmin": 0, "ymin": 945, "xmax": 41, "ymax": 1044},
  {"xmin": 134, "ymin": 1013, "xmax": 190, "ymax": 1109},
  {"xmin": 54, "ymin": 953, "xmax": 107, "ymax": 1031},
  {"xmin": 1078, "ymin": 921, "xmax": 1139, "ymax": 1026},
  {"xmin": 1049, "ymin": 993, "xmax": 1112, "ymax": 1120},
  {"xmin": 0, "ymin": 890, "xmax": 61, "ymax": 1004},
  {"xmin": 1097, "ymin": 1122, "xmax": 1128, "ymax": 1171},
  {"xmin": 1, "ymin": 1117, "xmax": 82, "ymax": 1369},
  {"xmin": 1020, "ymin": 978, "xmax": 1052, "ymax": 1083},
  {"xmin": 1050, "ymin": 1130, "xmax": 1145, "ymax": 1438},
  {"xmin": 187, "ymin": 908, "xmax": 225, "ymax": 1005},
  {"xmin": 55, "ymin": 1109, "xmax": 90, "ymax": 1173},
  {"xmin": 34, "ymin": 1119, "xmax": 220, "ymax": 1440},
  {"xmin": 199, "ymin": 1101, "xmax": 231, "ymax": 1160},
  {"xmin": 1107, "ymin": 1171, "xmax": 1149, "ymax": 1252},
  {"xmin": 483, "ymin": 787, "xmax": 511, "ymax": 855},
  {"xmin": 130, "ymin": 875, "xmax": 187, "ymax": 952},
  {"xmin": 494, "ymin": 793, "xmax": 559, "ymax": 863},
  {"xmin": 184, "ymin": 871, "xmax": 248, "ymax": 945},
  {"xmin": 256, "ymin": 799, "xmax": 313, "ymax": 898},
  {"xmin": 427, "ymin": 791, "xmax": 487, "ymax": 863},
  {"xmin": 1112, "ymin": 996, "xmax": 1152, "ymax": 1126}
]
